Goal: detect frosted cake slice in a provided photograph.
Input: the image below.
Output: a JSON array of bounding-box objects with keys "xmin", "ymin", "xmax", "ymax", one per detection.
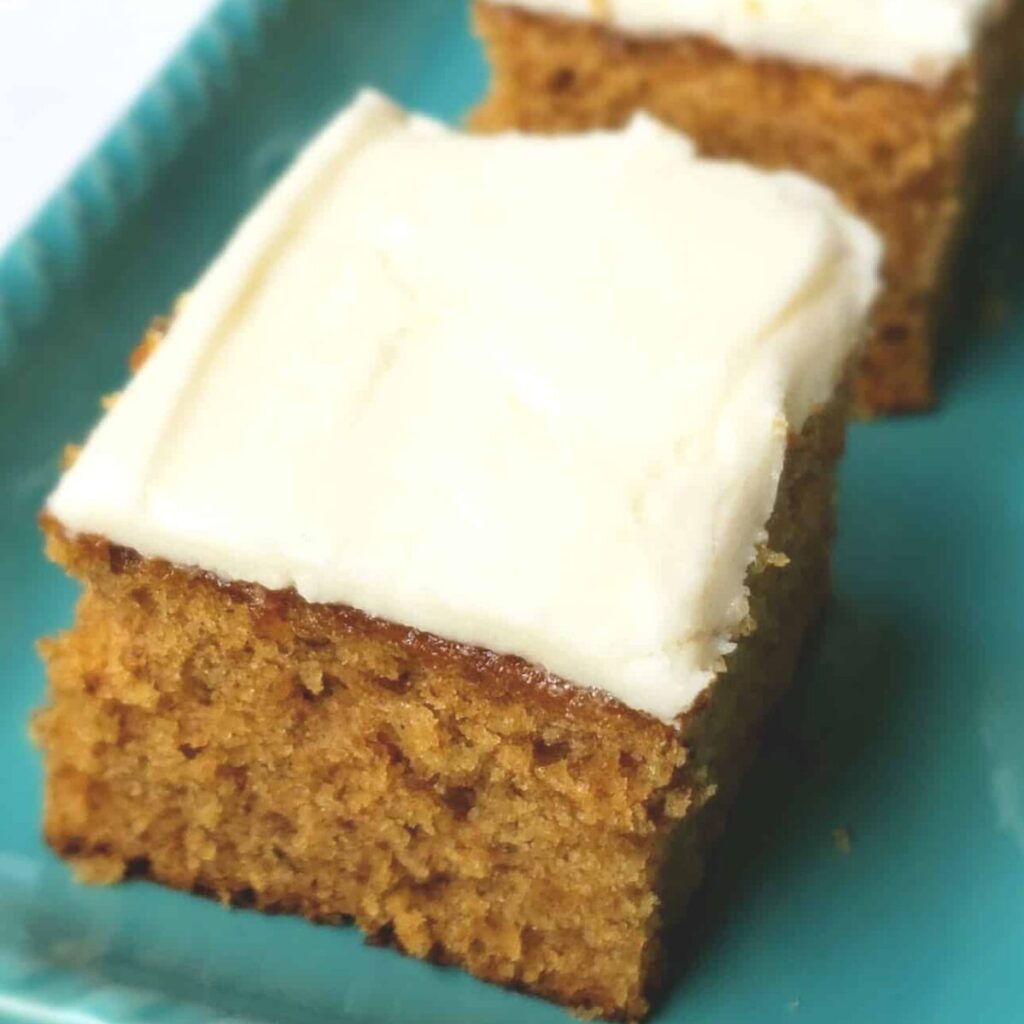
[{"xmin": 36, "ymin": 90, "xmax": 878, "ymax": 1020}]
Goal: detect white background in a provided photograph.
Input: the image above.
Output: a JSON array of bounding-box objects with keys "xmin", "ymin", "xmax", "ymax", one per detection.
[{"xmin": 0, "ymin": 0, "xmax": 217, "ymax": 250}]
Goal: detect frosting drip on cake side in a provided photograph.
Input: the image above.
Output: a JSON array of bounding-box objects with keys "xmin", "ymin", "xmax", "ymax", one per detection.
[
  {"xmin": 497, "ymin": 0, "xmax": 1004, "ymax": 83},
  {"xmin": 47, "ymin": 90, "xmax": 879, "ymax": 722}
]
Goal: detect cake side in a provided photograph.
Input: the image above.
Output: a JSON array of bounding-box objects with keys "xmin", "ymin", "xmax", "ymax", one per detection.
[
  {"xmin": 471, "ymin": 1, "xmax": 1024, "ymax": 413},
  {"xmin": 655, "ymin": 388, "xmax": 845, "ymax": 929},
  {"xmin": 35, "ymin": 389, "xmax": 844, "ymax": 1022}
]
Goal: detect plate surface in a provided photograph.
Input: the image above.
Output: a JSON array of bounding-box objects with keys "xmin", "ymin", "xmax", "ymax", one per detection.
[{"xmin": 2, "ymin": 3, "xmax": 1024, "ymax": 1022}]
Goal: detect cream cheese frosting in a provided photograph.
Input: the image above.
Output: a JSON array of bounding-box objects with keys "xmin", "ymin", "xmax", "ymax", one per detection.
[
  {"xmin": 48, "ymin": 90, "xmax": 879, "ymax": 722},
  {"xmin": 498, "ymin": 0, "xmax": 1003, "ymax": 83}
]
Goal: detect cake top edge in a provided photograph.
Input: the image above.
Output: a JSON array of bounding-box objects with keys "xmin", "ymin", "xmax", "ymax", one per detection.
[
  {"xmin": 47, "ymin": 89, "xmax": 879, "ymax": 722},
  {"xmin": 492, "ymin": 0, "xmax": 1005, "ymax": 83},
  {"xmin": 40, "ymin": 513, "xmax": 673, "ymax": 732}
]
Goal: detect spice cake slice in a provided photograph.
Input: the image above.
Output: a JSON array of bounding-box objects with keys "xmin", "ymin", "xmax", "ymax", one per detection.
[
  {"xmin": 35, "ymin": 90, "xmax": 878, "ymax": 1020},
  {"xmin": 472, "ymin": 0, "xmax": 1024, "ymax": 414}
]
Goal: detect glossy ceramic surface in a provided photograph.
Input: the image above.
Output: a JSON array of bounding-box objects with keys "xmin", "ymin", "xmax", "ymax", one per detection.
[{"xmin": 2, "ymin": 2, "xmax": 1023, "ymax": 1021}]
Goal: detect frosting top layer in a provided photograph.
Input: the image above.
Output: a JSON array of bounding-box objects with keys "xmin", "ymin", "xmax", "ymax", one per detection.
[
  {"xmin": 499, "ymin": 0, "xmax": 1002, "ymax": 82},
  {"xmin": 48, "ymin": 90, "xmax": 878, "ymax": 722}
]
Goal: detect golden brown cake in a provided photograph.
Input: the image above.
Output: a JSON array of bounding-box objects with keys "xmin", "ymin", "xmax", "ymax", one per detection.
[
  {"xmin": 471, "ymin": 0, "xmax": 1024, "ymax": 414},
  {"xmin": 36, "ymin": 400, "xmax": 841, "ymax": 1021},
  {"xmin": 34, "ymin": 91, "xmax": 878, "ymax": 1020}
]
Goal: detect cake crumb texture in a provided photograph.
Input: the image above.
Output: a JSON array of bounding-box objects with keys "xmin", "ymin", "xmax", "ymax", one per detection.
[
  {"xmin": 36, "ymin": 396, "xmax": 844, "ymax": 1021},
  {"xmin": 832, "ymin": 826, "xmax": 853, "ymax": 855},
  {"xmin": 471, "ymin": 1, "xmax": 1024, "ymax": 413}
]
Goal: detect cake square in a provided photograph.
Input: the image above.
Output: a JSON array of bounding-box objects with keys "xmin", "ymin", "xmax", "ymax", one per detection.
[
  {"xmin": 471, "ymin": 0, "xmax": 1024, "ymax": 414},
  {"xmin": 36, "ymin": 91, "xmax": 877, "ymax": 1019}
]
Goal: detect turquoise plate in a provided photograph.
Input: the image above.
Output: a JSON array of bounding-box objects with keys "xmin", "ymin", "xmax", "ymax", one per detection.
[{"xmin": 2, "ymin": 2, "xmax": 1023, "ymax": 1021}]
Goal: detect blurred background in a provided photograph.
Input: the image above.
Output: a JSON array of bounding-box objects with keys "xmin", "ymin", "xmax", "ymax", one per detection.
[{"xmin": 0, "ymin": 0, "xmax": 216, "ymax": 254}]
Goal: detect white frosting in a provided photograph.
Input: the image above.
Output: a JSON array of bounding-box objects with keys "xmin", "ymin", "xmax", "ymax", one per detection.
[
  {"xmin": 48, "ymin": 90, "xmax": 879, "ymax": 722},
  {"xmin": 499, "ymin": 0, "xmax": 1003, "ymax": 82}
]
